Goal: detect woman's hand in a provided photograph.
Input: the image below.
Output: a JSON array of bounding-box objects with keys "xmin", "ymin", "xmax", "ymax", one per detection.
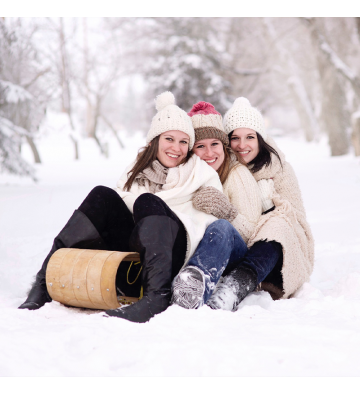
[{"xmin": 192, "ymin": 186, "xmax": 238, "ymax": 221}]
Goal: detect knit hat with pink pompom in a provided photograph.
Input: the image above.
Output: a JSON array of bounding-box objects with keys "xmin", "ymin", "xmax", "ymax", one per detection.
[
  {"xmin": 223, "ymin": 97, "xmax": 267, "ymax": 141},
  {"xmin": 147, "ymin": 91, "xmax": 195, "ymax": 149},
  {"xmin": 187, "ymin": 101, "xmax": 229, "ymax": 146}
]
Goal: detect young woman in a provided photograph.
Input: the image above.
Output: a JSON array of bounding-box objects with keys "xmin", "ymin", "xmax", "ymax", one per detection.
[
  {"xmin": 171, "ymin": 101, "xmax": 263, "ymax": 309},
  {"xmin": 19, "ymin": 92, "xmax": 222, "ymax": 323},
  {"xmin": 194, "ymin": 97, "xmax": 315, "ymax": 310}
]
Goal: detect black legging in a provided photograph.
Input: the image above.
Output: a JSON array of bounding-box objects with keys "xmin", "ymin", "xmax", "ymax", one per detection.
[{"xmin": 78, "ymin": 186, "xmax": 187, "ymax": 296}]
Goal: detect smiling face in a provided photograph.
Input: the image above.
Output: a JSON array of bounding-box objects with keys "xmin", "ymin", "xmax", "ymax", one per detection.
[
  {"xmin": 156, "ymin": 130, "xmax": 190, "ymax": 168},
  {"xmin": 192, "ymin": 138, "xmax": 225, "ymax": 171},
  {"xmin": 230, "ymin": 128, "xmax": 259, "ymax": 163}
]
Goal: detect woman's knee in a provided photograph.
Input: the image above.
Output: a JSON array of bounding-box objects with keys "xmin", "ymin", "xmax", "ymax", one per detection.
[
  {"xmin": 205, "ymin": 220, "xmax": 247, "ymax": 256},
  {"xmin": 252, "ymin": 240, "xmax": 282, "ymax": 258},
  {"xmin": 79, "ymin": 185, "xmax": 125, "ymax": 220},
  {"xmin": 134, "ymin": 193, "xmax": 162, "ymax": 207},
  {"xmin": 206, "ymin": 219, "xmax": 236, "ymax": 237},
  {"xmin": 133, "ymin": 193, "xmax": 168, "ymax": 219},
  {"xmin": 87, "ymin": 185, "xmax": 118, "ymax": 201}
]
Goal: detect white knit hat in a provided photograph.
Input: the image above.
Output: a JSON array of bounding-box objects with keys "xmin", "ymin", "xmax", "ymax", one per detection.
[
  {"xmin": 147, "ymin": 91, "xmax": 195, "ymax": 150},
  {"xmin": 223, "ymin": 97, "xmax": 267, "ymax": 141}
]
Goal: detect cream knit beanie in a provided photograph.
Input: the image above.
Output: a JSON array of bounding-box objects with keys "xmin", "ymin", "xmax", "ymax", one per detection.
[
  {"xmin": 188, "ymin": 101, "xmax": 229, "ymax": 146},
  {"xmin": 223, "ymin": 97, "xmax": 267, "ymax": 141},
  {"xmin": 146, "ymin": 91, "xmax": 195, "ymax": 150}
]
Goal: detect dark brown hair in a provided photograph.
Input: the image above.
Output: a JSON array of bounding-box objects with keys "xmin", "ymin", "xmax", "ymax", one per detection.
[
  {"xmin": 124, "ymin": 135, "xmax": 193, "ymax": 191},
  {"xmin": 228, "ymin": 131, "xmax": 282, "ymax": 173}
]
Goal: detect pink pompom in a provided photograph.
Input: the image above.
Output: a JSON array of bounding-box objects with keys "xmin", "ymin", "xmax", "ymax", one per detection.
[{"xmin": 188, "ymin": 101, "xmax": 220, "ymax": 117}]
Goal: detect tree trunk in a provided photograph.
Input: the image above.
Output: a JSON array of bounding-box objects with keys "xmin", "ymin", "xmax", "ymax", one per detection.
[
  {"xmin": 320, "ymin": 66, "xmax": 349, "ymax": 156},
  {"xmin": 263, "ymin": 18, "xmax": 319, "ymax": 142},
  {"xmin": 287, "ymin": 77, "xmax": 319, "ymax": 142},
  {"xmin": 69, "ymin": 134, "xmax": 79, "ymax": 160},
  {"xmin": 85, "ymin": 98, "xmax": 108, "ymax": 157},
  {"xmin": 25, "ymin": 135, "xmax": 41, "ymax": 163},
  {"xmin": 85, "ymin": 99, "xmax": 95, "ymax": 138},
  {"xmin": 304, "ymin": 18, "xmax": 350, "ymax": 155},
  {"xmin": 351, "ymin": 113, "xmax": 360, "ymax": 156},
  {"xmin": 59, "ymin": 18, "xmax": 79, "ymax": 161}
]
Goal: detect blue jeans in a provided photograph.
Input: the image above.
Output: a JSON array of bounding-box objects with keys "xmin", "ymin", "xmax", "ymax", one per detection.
[
  {"xmin": 186, "ymin": 219, "xmax": 248, "ymax": 303},
  {"xmin": 186, "ymin": 220, "xmax": 283, "ymax": 304}
]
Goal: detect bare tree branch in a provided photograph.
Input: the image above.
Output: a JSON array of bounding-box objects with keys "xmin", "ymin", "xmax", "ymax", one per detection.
[{"xmin": 100, "ymin": 113, "xmax": 125, "ymax": 149}]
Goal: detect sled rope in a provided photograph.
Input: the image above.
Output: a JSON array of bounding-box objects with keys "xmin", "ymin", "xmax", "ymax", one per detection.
[{"xmin": 126, "ymin": 261, "xmax": 142, "ymax": 285}]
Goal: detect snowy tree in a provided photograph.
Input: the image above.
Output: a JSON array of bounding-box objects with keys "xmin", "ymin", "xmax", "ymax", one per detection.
[
  {"xmin": 0, "ymin": 18, "xmax": 52, "ymax": 171},
  {"xmin": 38, "ymin": 18, "xmax": 81, "ymax": 159},
  {"xmin": 0, "ymin": 83, "xmax": 36, "ymax": 179},
  {"xmin": 301, "ymin": 17, "xmax": 360, "ymax": 156},
  {"xmin": 3, "ymin": 17, "xmax": 360, "ymax": 161},
  {"xmin": 0, "ymin": 19, "xmax": 43, "ymax": 179},
  {"xmin": 220, "ymin": 18, "xmax": 272, "ymax": 109},
  {"xmin": 117, "ymin": 17, "xmax": 233, "ymax": 115},
  {"xmin": 261, "ymin": 18, "xmax": 320, "ymax": 142},
  {"xmin": 73, "ymin": 18, "xmax": 126, "ymax": 155}
]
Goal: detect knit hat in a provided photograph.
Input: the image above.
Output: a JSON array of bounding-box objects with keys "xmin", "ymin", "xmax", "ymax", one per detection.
[
  {"xmin": 223, "ymin": 97, "xmax": 267, "ymax": 141},
  {"xmin": 147, "ymin": 91, "xmax": 195, "ymax": 150},
  {"xmin": 187, "ymin": 101, "xmax": 229, "ymax": 146}
]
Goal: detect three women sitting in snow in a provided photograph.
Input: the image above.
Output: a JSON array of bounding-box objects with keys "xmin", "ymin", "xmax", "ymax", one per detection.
[{"xmin": 19, "ymin": 91, "xmax": 314, "ymax": 323}]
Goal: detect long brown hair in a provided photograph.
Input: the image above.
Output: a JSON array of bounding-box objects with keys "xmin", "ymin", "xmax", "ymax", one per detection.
[
  {"xmin": 124, "ymin": 135, "xmax": 193, "ymax": 191},
  {"xmin": 247, "ymin": 133, "xmax": 282, "ymax": 173},
  {"xmin": 216, "ymin": 145, "xmax": 232, "ymax": 184}
]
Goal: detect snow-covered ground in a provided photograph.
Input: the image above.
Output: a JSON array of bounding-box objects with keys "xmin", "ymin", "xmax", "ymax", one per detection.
[{"xmin": 1, "ymin": 125, "xmax": 360, "ymax": 379}]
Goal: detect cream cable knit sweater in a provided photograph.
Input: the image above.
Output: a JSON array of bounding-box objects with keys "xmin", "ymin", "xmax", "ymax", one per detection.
[
  {"xmin": 115, "ymin": 155, "xmax": 222, "ymax": 266},
  {"xmin": 243, "ymin": 137, "xmax": 315, "ymax": 299},
  {"xmin": 222, "ymin": 163, "xmax": 263, "ymax": 244}
]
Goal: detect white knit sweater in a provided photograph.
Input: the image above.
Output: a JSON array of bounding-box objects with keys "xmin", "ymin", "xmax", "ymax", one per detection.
[{"xmin": 115, "ymin": 154, "xmax": 223, "ymax": 266}]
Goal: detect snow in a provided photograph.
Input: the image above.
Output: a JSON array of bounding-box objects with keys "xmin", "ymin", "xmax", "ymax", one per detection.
[{"xmin": 1, "ymin": 127, "xmax": 360, "ymax": 379}]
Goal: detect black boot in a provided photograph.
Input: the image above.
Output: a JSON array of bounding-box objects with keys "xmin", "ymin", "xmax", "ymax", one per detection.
[
  {"xmin": 19, "ymin": 209, "xmax": 106, "ymax": 310},
  {"xmin": 207, "ymin": 266, "xmax": 257, "ymax": 311},
  {"xmin": 105, "ymin": 215, "xmax": 179, "ymax": 323}
]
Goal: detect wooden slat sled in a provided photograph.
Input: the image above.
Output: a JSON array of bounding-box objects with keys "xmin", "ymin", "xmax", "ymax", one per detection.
[{"xmin": 46, "ymin": 248, "xmax": 140, "ymax": 310}]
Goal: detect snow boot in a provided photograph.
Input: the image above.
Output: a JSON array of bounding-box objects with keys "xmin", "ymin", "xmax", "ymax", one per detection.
[
  {"xmin": 207, "ymin": 266, "xmax": 257, "ymax": 311},
  {"xmin": 105, "ymin": 215, "xmax": 179, "ymax": 323},
  {"xmin": 18, "ymin": 209, "xmax": 106, "ymax": 310},
  {"xmin": 171, "ymin": 266, "xmax": 205, "ymax": 309}
]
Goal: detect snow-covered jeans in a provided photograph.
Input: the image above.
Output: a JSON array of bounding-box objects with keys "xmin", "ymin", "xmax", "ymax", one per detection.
[
  {"xmin": 184, "ymin": 219, "xmax": 283, "ymax": 304},
  {"xmin": 185, "ymin": 219, "xmax": 248, "ymax": 303}
]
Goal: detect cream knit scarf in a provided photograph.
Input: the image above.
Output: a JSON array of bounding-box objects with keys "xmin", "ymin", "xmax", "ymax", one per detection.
[{"xmin": 135, "ymin": 160, "xmax": 169, "ymax": 193}]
